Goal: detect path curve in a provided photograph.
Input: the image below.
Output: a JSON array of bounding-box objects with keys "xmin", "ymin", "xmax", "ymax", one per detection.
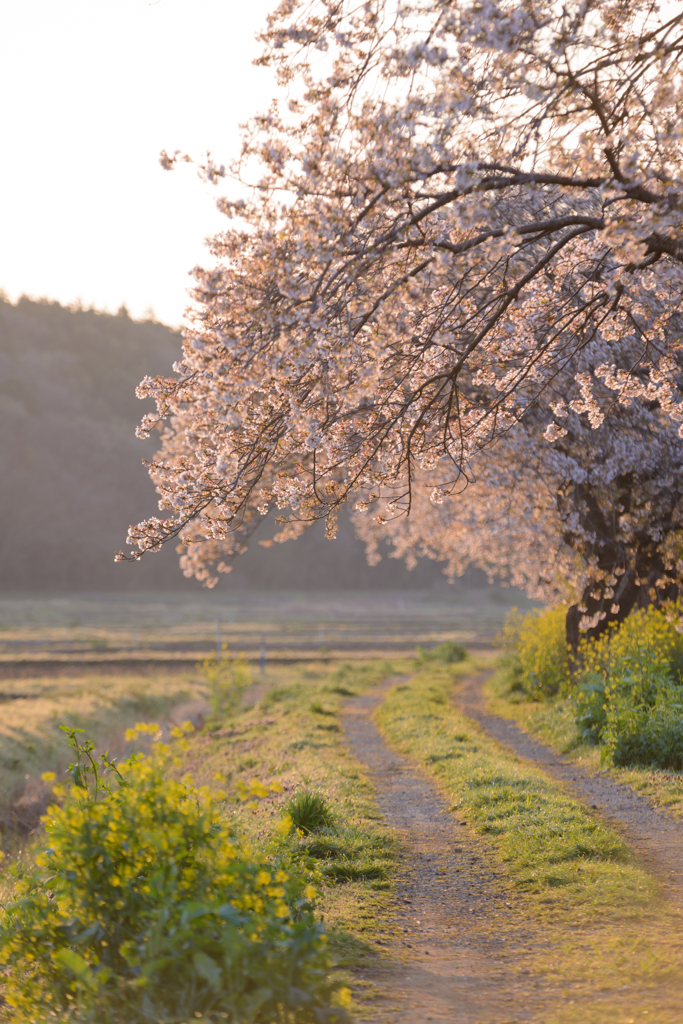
[
  {"xmin": 342, "ymin": 678, "xmax": 546, "ymax": 1023},
  {"xmin": 457, "ymin": 674, "xmax": 683, "ymax": 902}
]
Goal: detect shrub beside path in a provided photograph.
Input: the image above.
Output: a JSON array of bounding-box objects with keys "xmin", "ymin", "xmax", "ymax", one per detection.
[
  {"xmin": 342, "ymin": 678, "xmax": 548, "ymax": 1023},
  {"xmin": 457, "ymin": 674, "xmax": 683, "ymax": 903}
]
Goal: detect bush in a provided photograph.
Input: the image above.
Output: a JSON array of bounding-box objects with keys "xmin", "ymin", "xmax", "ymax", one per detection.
[
  {"xmin": 601, "ymin": 682, "xmax": 683, "ymax": 768},
  {"xmin": 572, "ymin": 673, "xmax": 608, "ymax": 743},
  {"xmin": 0, "ymin": 728, "xmax": 348, "ymax": 1024},
  {"xmin": 284, "ymin": 791, "xmax": 336, "ymax": 835},
  {"xmin": 501, "ymin": 601, "xmax": 683, "ymax": 768},
  {"xmin": 416, "ymin": 641, "xmax": 468, "ymax": 665},
  {"xmin": 199, "ymin": 645, "xmax": 251, "ymax": 722},
  {"xmin": 578, "ymin": 604, "xmax": 683, "ymax": 693},
  {"xmin": 572, "ymin": 605, "xmax": 683, "ymax": 767},
  {"xmin": 501, "ymin": 606, "xmax": 570, "ymax": 697}
]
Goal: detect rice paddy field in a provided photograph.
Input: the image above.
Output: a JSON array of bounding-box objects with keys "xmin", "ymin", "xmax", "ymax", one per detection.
[
  {"xmin": 0, "ymin": 586, "xmax": 530, "ymax": 668},
  {"xmin": 0, "ymin": 587, "xmax": 530, "ymax": 840}
]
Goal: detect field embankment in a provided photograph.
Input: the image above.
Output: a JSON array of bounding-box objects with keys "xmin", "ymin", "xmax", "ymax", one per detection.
[{"xmin": 0, "ymin": 669, "xmax": 207, "ymax": 838}]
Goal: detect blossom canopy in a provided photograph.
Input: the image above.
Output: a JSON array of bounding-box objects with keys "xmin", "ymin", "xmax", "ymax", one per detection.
[{"xmin": 121, "ymin": 0, "xmax": 683, "ymax": 633}]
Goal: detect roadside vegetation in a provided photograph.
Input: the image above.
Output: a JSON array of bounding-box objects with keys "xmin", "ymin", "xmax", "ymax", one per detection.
[
  {"xmin": 0, "ymin": 670, "xmax": 208, "ymax": 839},
  {"xmin": 491, "ymin": 605, "xmax": 683, "ymax": 817},
  {"xmin": 377, "ymin": 662, "xmax": 683, "ymax": 1021},
  {"xmin": 1, "ymin": 727, "xmax": 344, "ymax": 1024},
  {"xmin": 5, "ymin": 628, "xmax": 683, "ymax": 1022},
  {"xmin": 0, "ymin": 658, "xmax": 406, "ymax": 1023},
  {"xmin": 175, "ymin": 659, "xmax": 404, "ymax": 980}
]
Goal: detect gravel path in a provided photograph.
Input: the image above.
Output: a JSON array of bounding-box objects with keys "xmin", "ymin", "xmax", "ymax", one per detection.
[
  {"xmin": 457, "ymin": 674, "xmax": 683, "ymax": 903},
  {"xmin": 342, "ymin": 679, "xmax": 548, "ymax": 1023}
]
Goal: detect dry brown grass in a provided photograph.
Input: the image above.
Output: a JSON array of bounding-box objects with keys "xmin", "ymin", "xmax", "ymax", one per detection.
[{"xmin": 0, "ymin": 669, "xmax": 208, "ymax": 838}]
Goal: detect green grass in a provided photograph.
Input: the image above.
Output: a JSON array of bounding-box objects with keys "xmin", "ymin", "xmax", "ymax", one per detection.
[
  {"xmin": 174, "ymin": 658, "xmax": 408, "ymax": 1010},
  {"xmin": 377, "ymin": 665, "xmax": 655, "ymax": 917},
  {"xmin": 376, "ymin": 663, "xmax": 683, "ymax": 1022},
  {"xmin": 284, "ymin": 790, "xmax": 336, "ymax": 833},
  {"xmin": 486, "ymin": 668, "xmax": 683, "ymax": 820}
]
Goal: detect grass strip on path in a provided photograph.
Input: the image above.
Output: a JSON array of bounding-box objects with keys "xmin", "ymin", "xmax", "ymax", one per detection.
[
  {"xmin": 376, "ymin": 663, "xmax": 683, "ymax": 1024},
  {"xmin": 378, "ymin": 663, "xmax": 653, "ymax": 917},
  {"xmin": 486, "ymin": 669, "xmax": 683, "ymax": 820}
]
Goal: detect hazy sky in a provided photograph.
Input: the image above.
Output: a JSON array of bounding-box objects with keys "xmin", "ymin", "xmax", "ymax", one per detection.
[{"xmin": 0, "ymin": 0, "xmax": 276, "ymax": 326}]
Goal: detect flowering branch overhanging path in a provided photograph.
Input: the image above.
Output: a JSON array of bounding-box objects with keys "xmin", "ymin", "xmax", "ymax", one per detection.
[{"xmin": 120, "ymin": 0, "xmax": 683, "ymax": 645}]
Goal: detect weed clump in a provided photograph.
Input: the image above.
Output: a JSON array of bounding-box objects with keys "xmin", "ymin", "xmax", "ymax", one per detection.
[
  {"xmin": 417, "ymin": 641, "xmax": 468, "ymax": 665},
  {"xmin": 310, "ymin": 700, "xmax": 335, "ymax": 715},
  {"xmin": 602, "ymin": 688, "xmax": 683, "ymax": 768},
  {"xmin": 285, "ymin": 789, "xmax": 336, "ymax": 834}
]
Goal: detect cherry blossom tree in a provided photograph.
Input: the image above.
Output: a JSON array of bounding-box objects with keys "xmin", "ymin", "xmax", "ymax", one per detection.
[
  {"xmin": 355, "ymin": 327, "xmax": 683, "ymax": 647},
  {"xmin": 120, "ymin": 0, "xmax": 683, "ymax": 643}
]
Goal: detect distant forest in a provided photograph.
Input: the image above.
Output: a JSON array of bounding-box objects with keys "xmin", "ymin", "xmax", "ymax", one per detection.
[{"xmin": 0, "ymin": 296, "xmax": 448, "ymax": 592}]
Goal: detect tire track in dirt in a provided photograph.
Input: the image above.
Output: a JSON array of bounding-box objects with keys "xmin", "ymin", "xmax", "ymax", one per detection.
[
  {"xmin": 456, "ymin": 674, "xmax": 683, "ymax": 904},
  {"xmin": 342, "ymin": 679, "xmax": 549, "ymax": 1024}
]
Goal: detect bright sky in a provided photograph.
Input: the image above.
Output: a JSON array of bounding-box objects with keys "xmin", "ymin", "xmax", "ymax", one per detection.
[{"xmin": 0, "ymin": 0, "xmax": 276, "ymax": 327}]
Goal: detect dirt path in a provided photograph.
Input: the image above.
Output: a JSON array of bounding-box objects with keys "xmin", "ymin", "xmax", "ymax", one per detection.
[
  {"xmin": 342, "ymin": 679, "xmax": 548, "ymax": 1023},
  {"xmin": 457, "ymin": 674, "xmax": 683, "ymax": 903}
]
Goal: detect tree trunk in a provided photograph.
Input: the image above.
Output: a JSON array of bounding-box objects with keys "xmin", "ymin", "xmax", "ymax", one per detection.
[
  {"xmin": 560, "ymin": 473, "xmax": 680, "ymax": 658},
  {"xmin": 566, "ymin": 562, "xmax": 678, "ymax": 657}
]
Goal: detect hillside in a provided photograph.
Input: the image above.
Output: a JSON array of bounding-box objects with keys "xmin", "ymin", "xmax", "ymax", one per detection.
[{"xmin": 0, "ymin": 296, "xmax": 445, "ymax": 592}]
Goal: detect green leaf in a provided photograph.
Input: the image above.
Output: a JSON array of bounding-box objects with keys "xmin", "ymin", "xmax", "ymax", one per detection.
[
  {"xmin": 53, "ymin": 948, "xmax": 96, "ymax": 988},
  {"xmin": 193, "ymin": 950, "xmax": 223, "ymax": 991},
  {"xmin": 180, "ymin": 901, "xmax": 214, "ymax": 926}
]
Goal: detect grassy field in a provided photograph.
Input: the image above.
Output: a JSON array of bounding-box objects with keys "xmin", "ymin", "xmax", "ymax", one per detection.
[{"xmin": 486, "ymin": 669, "xmax": 683, "ymax": 820}]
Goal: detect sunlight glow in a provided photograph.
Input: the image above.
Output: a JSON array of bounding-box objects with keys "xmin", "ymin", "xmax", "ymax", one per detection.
[{"xmin": 0, "ymin": 0, "xmax": 275, "ymax": 325}]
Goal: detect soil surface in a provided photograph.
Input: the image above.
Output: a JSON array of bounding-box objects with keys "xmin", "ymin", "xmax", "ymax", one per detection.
[
  {"xmin": 342, "ymin": 679, "xmax": 549, "ymax": 1023},
  {"xmin": 457, "ymin": 674, "xmax": 683, "ymax": 904}
]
